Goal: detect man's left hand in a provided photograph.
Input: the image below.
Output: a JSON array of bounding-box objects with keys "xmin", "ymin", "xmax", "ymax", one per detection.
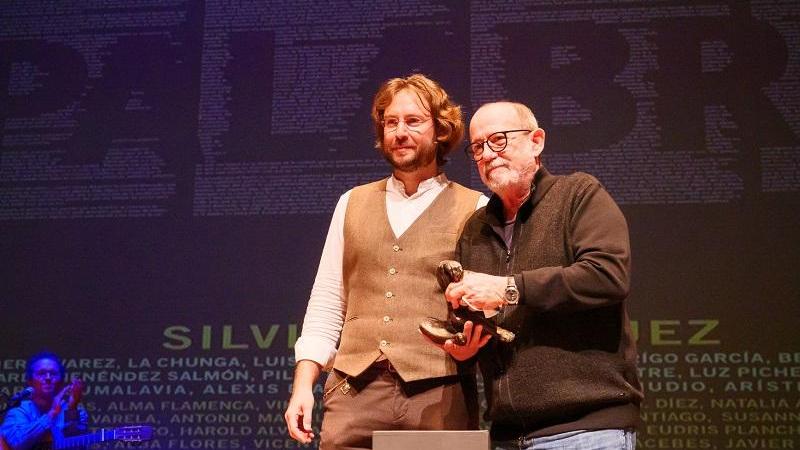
[
  {"xmin": 424, "ymin": 321, "xmax": 491, "ymax": 361},
  {"xmin": 445, "ymin": 270, "xmax": 508, "ymax": 311},
  {"xmin": 66, "ymin": 379, "xmax": 83, "ymax": 410}
]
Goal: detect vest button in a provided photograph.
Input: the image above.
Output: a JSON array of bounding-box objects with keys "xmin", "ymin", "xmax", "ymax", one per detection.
[
  {"xmin": 380, "ymin": 340, "xmax": 388, "ymax": 347},
  {"xmin": 385, "ymin": 291, "xmax": 393, "ymax": 298},
  {"xmin": 392, "ymin": 245, "xmax": 401, "ymax": 252},
  {"xmin": 383, "ymin": 315, "xmax": 391, "ymax": 323},
  {"xmin": 388, "ymin": 267, "xmax": 397, "ymax": 275}
]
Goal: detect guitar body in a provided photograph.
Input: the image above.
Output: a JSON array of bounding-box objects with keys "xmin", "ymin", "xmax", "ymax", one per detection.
[{"xmin": 0, "ymin": 425, "xmax": 151, "ymax": 450}]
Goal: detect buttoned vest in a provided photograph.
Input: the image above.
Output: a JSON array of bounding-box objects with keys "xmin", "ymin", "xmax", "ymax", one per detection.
[{"xmin": 333, "ymin": 179, "xmax": 481, "ymax": 382}]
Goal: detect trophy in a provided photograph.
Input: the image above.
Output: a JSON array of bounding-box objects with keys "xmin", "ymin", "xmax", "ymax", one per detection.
[{"xmin": 419, "ymin": 260, "xmax": 515, "ymax": 345}]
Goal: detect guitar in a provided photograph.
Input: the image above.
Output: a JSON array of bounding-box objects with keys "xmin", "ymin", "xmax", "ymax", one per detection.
[{"xmin": 47, "ymin": 425, "xmax": 153, "ymax": 450}]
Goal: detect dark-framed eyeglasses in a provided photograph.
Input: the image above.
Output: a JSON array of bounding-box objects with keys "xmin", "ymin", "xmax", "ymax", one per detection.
[{"xmin": 464, "ymin": 129, "xmax": 532, "ymax": 161}]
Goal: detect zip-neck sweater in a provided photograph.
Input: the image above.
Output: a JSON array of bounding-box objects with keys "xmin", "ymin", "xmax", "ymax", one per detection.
[{"xmin": 456, "ymin": 167, "xmax": 643, "ymax": 440}]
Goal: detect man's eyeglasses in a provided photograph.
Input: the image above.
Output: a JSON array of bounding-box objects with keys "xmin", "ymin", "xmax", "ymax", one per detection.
[
  {"xmin": 383, "ymin": 116, "xmax": 432, "ymax": 134},
  {"xmin": 464, "ymin": 129, "xmax": 532, "ymax": 161}
]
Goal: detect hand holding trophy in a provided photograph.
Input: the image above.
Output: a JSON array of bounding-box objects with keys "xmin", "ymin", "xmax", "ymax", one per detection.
[{"xmin": 419, "ymin": 260, "xmax": 515, "ymax": 345}]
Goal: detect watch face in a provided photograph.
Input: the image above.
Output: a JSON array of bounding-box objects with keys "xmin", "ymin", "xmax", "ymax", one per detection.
[{"xmin": 505, "ymin": 286, "xmax": 519, "ymax": 304}]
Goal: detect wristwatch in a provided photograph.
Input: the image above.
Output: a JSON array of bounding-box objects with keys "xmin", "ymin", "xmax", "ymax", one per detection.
[{"xmin": 504, "ymin": 276, "xmax": 519, "ymax": 305}]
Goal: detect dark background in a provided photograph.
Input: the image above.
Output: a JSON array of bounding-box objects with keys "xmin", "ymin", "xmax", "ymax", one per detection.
[{"xmin": 1, "ymin": 1, "xmax": 798, "ymax": 449}]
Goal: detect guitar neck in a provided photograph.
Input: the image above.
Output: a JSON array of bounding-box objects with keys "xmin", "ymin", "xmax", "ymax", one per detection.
[
  {"xmin": 54, "ymin": 429, "xmax": 110, "ymax": 450},
  {"xmin": 40, "ymin": 424, "xmax": 152, "ymax": 450}
]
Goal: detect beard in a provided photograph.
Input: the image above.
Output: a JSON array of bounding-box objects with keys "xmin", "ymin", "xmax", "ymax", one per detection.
[
  {"xmin": 382, "ymin": 140, "xmax": 438, "ymax": 173},
  {"xmin": 481, "ymin": 161, "xmax": 536, "ymax": 194}
]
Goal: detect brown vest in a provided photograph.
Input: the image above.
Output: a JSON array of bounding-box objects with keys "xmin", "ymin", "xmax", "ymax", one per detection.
[{"xmin": 333, "ymin": 179, "xmax": 481, "ymax": 382}]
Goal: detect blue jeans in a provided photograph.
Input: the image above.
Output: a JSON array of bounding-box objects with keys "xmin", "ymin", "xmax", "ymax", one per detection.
[{"xmin": 494, "ymin": 429, "xmax": 636, "ymax": 450}]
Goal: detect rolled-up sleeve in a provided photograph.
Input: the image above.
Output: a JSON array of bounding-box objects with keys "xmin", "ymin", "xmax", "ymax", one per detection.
[{"xmin": 293, "ymin": 191, "xmax": 350, "ymax": 369}]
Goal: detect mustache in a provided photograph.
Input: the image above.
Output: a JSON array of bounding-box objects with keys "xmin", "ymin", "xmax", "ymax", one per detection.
[{"xmin": 485, "ymin": 162, "xmax": 506, "ymax": 171}]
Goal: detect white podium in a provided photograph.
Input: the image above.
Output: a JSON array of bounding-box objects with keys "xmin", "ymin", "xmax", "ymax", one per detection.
[{"xmin": 373, "ymin": 430, "xmax": 490, "ymax": 450}]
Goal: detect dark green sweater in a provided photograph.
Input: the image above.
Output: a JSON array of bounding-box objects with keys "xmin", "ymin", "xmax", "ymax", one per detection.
[{"xmin": 456, "ymin": 167, "xmax": 643, "ymax": 441}]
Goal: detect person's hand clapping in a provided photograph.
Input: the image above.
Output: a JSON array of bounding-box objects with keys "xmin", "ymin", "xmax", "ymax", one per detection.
[{"xmin": 66, "ymin": 379, "xmax": 84, "ymax": 410}]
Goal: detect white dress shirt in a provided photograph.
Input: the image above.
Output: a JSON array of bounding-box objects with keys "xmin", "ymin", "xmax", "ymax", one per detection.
[{"xmin": 293, "ymin": 173, "xmax": 488, "ymax": 368}]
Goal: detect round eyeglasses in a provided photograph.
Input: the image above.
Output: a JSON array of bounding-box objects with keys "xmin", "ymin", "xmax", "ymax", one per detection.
[
  {"xmin": 383, "ymin": 116, "xmax": 432, "ymax": 134},
  {"xmin": 464, "ymin": 129, "xmax": 532, "ymax": 161}
]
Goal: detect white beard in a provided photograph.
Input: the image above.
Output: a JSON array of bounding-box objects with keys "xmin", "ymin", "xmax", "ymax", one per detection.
[{"xmin": 482, "ymin": 162, "xmax": 536, "ymax": 194}]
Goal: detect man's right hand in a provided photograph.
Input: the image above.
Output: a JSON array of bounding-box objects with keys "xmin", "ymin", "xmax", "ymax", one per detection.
[
  {"xmin": 284, "ymin": 360, "xmax": 322, "ymax": 444},
  {"xmin": 47, "ymin": 385, "xmax": 71, "ymax": 419},
  {"xmin": 285, "ymin": 387, "xmax": 316, "ymax": 443}
]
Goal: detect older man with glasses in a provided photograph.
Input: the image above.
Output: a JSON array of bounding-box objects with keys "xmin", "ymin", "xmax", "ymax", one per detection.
[
  {"xmin": 285, "ymin": 74, "xmax": 488, "ymax": 450},
  {"xmin": 432, "ymin": 101, "xmax": 643, "ymax": 450}
]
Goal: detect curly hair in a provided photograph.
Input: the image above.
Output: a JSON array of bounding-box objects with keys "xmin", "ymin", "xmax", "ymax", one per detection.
[{"xmin": 371, "ymin": 74, "xmax": 464, "ymax": 166}]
